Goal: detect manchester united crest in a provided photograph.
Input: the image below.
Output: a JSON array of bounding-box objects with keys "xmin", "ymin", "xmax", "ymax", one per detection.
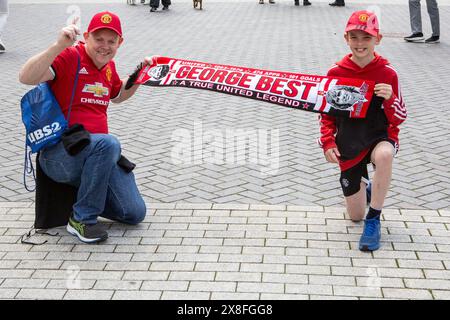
[
  {"xmin": 101, "ymin": 14, "xmax": 112, "ymax": 24},
  {"xmin": 105, "ymin": 66, "xmax": 112, "ymax": 82},
  {"xmin": 358, "ymin": 14, "xmax": 369, "ymax": 23}
]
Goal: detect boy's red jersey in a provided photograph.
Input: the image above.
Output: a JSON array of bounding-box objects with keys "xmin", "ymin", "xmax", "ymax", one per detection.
[{"xmin": 318, "ymin": 53, "xmax": 406, "ymax": 171}]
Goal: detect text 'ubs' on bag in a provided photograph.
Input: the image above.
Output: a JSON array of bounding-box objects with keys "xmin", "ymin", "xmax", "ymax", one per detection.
[{"xmin": 20, "ymin": 54, "xmax": 80, "ymax": 191}]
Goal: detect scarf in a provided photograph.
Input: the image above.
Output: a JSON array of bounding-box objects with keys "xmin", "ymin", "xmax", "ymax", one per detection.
[{"xmin": 135, "ymin": 57, "xmax": 375, "ymax": 118}]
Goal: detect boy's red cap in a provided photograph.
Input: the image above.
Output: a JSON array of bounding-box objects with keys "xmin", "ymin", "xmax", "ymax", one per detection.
[
  {"xmin": 345, "ymin": 10, "xmax": 379, "ymax": 36},
  {"xmin": 87, "ymin": 11, "xmax": 122, "ymax": 37}
]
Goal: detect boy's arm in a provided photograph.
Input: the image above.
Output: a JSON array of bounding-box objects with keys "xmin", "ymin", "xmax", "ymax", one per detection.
[
  {"xmin": 318, "ymin": 66, "xmax": 339, "ymax": 152},
  {"xmin": 318, "ymin": 114, "xmax": 337, "ymax": 151},
  {"xmin": 381, "ymin": 70, "xmax": 407, "ymax": 126}
]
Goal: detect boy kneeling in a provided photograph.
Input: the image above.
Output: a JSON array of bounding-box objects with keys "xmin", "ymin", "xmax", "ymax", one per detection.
[{"xmin": 319, "ymin": 11, "xmax": 407, "ymax": 251}]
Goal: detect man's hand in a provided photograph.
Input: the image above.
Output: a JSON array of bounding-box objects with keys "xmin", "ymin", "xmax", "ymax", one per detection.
[
  {"xmin": 124, "ymin": 55, "xmax": 160, "ymax": 90},
  {"xmin": 19, "ymin": 17, "xmax": 80, "ymax": 85},
  {"xmin": 324, "ymin": 147, "xmax": 341, "ymax": 164},
  {"xmin": 56, "ymin": 17, "xmax": 80, "ymax": 49},
  {"xmin": 144, "ymin": 55, "xmax": 159, "ymax": 67},
  {"xmin": 374, "ymin": 83, "xmax": 393, "ymax": 100}
]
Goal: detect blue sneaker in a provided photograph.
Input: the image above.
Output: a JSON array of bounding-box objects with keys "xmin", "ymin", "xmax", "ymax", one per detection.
[
  {"xmin": 366, "ymin": 180, "xmax": 372, "ymax": 205},
  {"xmin": 359, "ymin": 218, "xmax": 381, "ymax": 251}
]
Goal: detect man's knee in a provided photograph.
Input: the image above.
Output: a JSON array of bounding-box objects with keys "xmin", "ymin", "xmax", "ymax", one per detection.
[
  {"xmin": 92, "ymin": 135, "xmax": 121, "ymax": 161},
  {"xmin": 97, "ymin": 135, "xmax": 121, "ymax": 152},
  {"xmin": 124, "ymin": 200, "xmax": 147, "ymax": 225}
]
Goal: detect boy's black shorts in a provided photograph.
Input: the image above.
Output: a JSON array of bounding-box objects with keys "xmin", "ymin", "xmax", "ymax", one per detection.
[
  {"xmin": 339, "ymin": 139, "xmax": 396, "ymax": 197},
  {"xmin": 340, "ymin": 153, "xmax": 371, "ymax": 197}
]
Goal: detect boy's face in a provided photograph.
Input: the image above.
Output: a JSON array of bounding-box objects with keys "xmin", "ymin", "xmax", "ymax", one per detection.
[{"xmin": 344, "ymin": 30, "xmax": 382, "ymax": 60}]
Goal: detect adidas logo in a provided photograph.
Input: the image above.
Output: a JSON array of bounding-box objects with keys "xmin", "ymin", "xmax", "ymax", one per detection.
[{"xmin": 79, "ymin": 67, "xmax": 89, "ymax": 75}]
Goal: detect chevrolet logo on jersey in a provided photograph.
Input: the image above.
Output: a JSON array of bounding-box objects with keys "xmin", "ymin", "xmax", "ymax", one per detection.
[{"xmin": 82, "ymin": 83, "xmax": 109, "ymax": 97}]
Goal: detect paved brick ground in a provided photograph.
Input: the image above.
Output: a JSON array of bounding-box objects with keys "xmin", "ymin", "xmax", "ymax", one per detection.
[
  {"xmin": 1, "ymin": 201, "xmax": 450, "ymax": 300},
  {"xmin": 1, "ymin": 1, "xmax": 450, "ymax": 300}
]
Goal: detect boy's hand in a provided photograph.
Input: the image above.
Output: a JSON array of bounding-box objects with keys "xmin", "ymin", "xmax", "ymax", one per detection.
[
  {"xmin": 374, "ymin": 83, "xmax": 393, "ymax": 100},
  {"xmin": 56, "ymin": 17, "xmax": 80, "ymax": 49},
  {"xmin": 324, "ymin": 148, "xmax": 341, "ymax": 164}
]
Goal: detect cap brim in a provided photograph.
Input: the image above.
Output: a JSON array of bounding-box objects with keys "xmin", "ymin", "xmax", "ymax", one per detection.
[
  {"xmin": 89, "ymin": 26, "xmax": 122, "ymax": 37},
  {"xmin": 345, "ymin": 25, "xmax": 378, "ymax": 37}
]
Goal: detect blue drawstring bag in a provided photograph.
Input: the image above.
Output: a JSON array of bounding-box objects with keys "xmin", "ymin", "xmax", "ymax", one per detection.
[
  {"xmin": 20, "ymin": 55, "xmax": 80, "ymax": 191},
  {"xmin": 21, "ymin": 82, "xmax": 68, "ymax": 153}
]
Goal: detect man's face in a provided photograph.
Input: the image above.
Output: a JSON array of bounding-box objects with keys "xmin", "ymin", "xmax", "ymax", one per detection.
[
  {"xmin": 335, "ymin": 89, "xmax": 354, "ymax": 105},
  {"xmin": 345, "ymin": 30, "xmax": 381, "ymax": 61},
  {"xmin": 84, "ymin": 29, "xmax": 123, "ymax": 69},
  {"xmin": 150, "ymin": 66, "xmax": 164, "ymax": 79}
]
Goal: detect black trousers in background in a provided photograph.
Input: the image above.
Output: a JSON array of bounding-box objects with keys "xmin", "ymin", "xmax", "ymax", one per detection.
[{"xmin": 150, "ymin": 0, "xmax": 171, "ymax": 8}]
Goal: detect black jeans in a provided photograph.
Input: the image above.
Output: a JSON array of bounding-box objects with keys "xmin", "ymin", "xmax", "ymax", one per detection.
[{"xmin": 150, "ymin": 0, "xmax": 171, "ymax": 8}]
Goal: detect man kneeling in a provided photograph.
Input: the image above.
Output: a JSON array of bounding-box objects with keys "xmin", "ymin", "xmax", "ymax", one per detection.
[{"xmin": 19, "ymin": 12, "xmax": 152, "ymax": 243}]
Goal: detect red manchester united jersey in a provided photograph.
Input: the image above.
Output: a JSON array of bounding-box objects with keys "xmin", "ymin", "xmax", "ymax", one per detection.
[{"xmin": 49, "ymin": 42, "xmax": 123, "ymax": 134}]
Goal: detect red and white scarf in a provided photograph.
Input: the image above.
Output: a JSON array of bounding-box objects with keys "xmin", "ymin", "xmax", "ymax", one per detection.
[{"xmin": 136, "ymin": 57, "xmax": 375, "ymax": 118}]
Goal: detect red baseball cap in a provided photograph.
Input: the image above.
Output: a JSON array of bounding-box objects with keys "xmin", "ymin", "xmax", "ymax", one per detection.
[
  {"xmin": 87, "ymin": 11, "xmax": 122, "ymax": 37},
  {"xmin": 345, "ymin": 10, "xmax": 379, "ymax": 37}
]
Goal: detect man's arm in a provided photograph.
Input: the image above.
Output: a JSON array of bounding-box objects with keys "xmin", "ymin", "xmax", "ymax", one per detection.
[
  {"xmin": 19, "ymin": 44, "xmax": 63, "ymax": 85},
  {"xmin": 111, "ymin": 56, "xmax": 158, "ymax": 104},
  {"xmin": 110, "ymin": 76, "xmax": 140, "ymax": 104},
  {"xmin": 19, "ymin": 21, "xmax": 80, "ymax": 85}
]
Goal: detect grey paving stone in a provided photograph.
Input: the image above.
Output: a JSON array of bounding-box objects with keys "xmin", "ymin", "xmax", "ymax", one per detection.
[
  {"xmin": 47, "ymin": 279, "xmax": 96, "ymax": 290},
  {"xmin": 94, "ymin": 280, "xmax": 142, "ymax": 291},
  {"xmin": 356, "ymin": 277, "xmax": 405, "ymax": 289},
  {"xmin": 17, "ymin": 289, "xmax": 66, "ymax": 300},
  {"xmin": 63, "ymin": 290, "xmax": 114, "ymax": 300},
  {"xmin": 333, "ymin": 286, "xmax": 383, "ymax": 298},
  {"xmin": 383, "ymin": 288, "xmax": 433, "ymax": 299},
  {"xmin": 161, "ymin": 291, "xmax": 210, "ymax": 300},
  {"xmin": 286, "ymin": 283, "xmax": 333, "ymax": 295},
  {"xmin": 211, "ymin": 292, "xmax": 260, "ymax": 300},
  {"xmin": 112, "ymin": 290, "xmax": 162, "ymax": 300},
  {"xmin": 432, "ymin": 290, "xmax": 450, "ymax": 300},
  {"xmin": 189, "ymin": 281, "xmax": 237, "ymax": 292},
  {"xmin": 141, "ymin": 280, "xmax": 189, "ymax": 291},
  {"xmin": 60, "ymin": 261, "xmax": 108, "ymax": 271},
  {"xmin": 0, "ymin": 288, "xmax": 19, "ymax": 299},
  {"xmin": 237, "ymin": 282, "xmax": 284, "ymax": 294},
  {"xmin": 17, "ymin": 260, "xmax": 63, "ymax": 270},
  {"xmin": 405, "ymin": 279, "xmax": 450, "ymax": 290},
  {"xmin": 1, "ymin": 278, "xmax": 49, "ymax": 289}
]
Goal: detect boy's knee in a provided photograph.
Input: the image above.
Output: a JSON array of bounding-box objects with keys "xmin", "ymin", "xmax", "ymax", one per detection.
[{"xmin": 373, "ymin": 149, "xmax": 393, "ymax": 166}]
